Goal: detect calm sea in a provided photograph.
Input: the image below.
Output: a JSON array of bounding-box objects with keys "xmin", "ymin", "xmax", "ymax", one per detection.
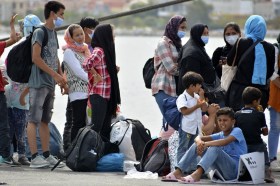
[{"xmin": 0, "ymin": 35, "xmax": 277, "ymax": 143}]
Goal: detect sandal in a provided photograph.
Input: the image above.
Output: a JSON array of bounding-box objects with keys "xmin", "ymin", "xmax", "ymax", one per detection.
[
  {"xmin": 178, "ymin": 175, "xmax": 199, "ymax": 184},
  {"xmin": 161, "ymin": 172, "xmax": 178, "ymax": 182}
]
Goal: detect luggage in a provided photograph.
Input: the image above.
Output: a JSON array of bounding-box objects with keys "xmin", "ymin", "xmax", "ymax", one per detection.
[
  {"xmin": 135, "ymin": 138, "xmax": 170, "ymax": 176},
  {"xmin": 110, "ymin": 119, "xmax": 151, "ymax": 161}
]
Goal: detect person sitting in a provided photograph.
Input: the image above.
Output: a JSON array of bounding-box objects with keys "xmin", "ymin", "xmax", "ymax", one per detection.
[
  {"xmin": 235, "ymin": 86, "xmax": 274, "ymax": 183},
  {"xmin": 162, "ymin": 107, "xmax": 247, "ymax": 183}
]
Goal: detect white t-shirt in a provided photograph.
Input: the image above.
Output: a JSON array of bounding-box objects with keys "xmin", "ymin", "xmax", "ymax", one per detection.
[{"xmin": 176, "ymin": 90, "xmax": 202, "ymax": 135}]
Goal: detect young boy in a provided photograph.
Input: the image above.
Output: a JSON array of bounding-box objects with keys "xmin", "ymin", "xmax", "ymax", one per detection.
[
  {"xmin": 162, "ymin": 107, "xmax": 247, "ymax": 183},
  {"xmin": 176, "ymin": 71, "xmax": 208, "ymax": 165},
  {"xmin": 0, "ymin": 14, "xmax": 21, "ymax": 164},
  {"xmin": 235, "ymin": 86, "xmax": 274, "ymax": 183}
]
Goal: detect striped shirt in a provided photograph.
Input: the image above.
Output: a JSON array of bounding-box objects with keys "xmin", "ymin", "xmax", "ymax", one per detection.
[
  {"xmin": 83, "ymin": 47, "xmax": 111, "ymax": 99},
  {"xmin": 151, "ymin": 36, "xmax": 179, "ymax": 97}
]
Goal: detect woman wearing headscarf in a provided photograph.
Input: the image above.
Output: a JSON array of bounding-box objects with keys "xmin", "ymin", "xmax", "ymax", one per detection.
[
  {"xmin": 226, "ymin": 15, "xmax": 280, "ymax": 111},
  {"xmin": 62, "ymin": 24, "xmax": 90, "ymax": 141},
  {"xmin": 83, "ymin": 24, "xmax": 121, "ymax": 139},
  {"xmin": 212, "ymin": 22, "xmax": 241, "ymax": 79},
  {"xmin": 151, "ymin": 15, "xmax": 187, "ymax": 139}
]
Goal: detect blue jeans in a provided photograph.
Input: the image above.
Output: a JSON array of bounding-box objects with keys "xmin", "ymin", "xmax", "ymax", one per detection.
[
  {"xmin": 177, "ymin": 143, "xmax": 238, "ymax": 181},
  {"xmin": 8, "ymin": 107, "xmax": 27, "ymax": 156},
  {"xmin": 177, "ymin": 127, "xmax": 197, "ymax": 163},
  {"xmin": 154, "ymin": 90, "xmax": 172, "ymax": 128},
  {"xmin": 0, "ymin": 92, "xmax": 11, "ymax": 158},
  {"xmin": 268, "ymin": 107, "xmax": 280, "ymax": 160}
]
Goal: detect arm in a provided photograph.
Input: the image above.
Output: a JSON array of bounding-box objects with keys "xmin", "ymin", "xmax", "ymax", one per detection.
[
  {"xmin": 5, "ymin": 14, "xmax": 20, "ymax": 48},
  {"xmin": 269, "ymin": 46, "xmax": 280, "ymax": 88},
  {"xmin": 19, "ymin": 87, "xmax": 29, "ymax": 106},
  {"xmin": 262, "ymin": 127, "xmax": 268, "ymax": 136},
  {"xmin": 202, "ymin": 104, "xmax": 220, "ymax": 135},
  {"xmin": 204, "ymin": 135, "xmax": 236, "ymax": 147},
  {"xmin": 32, "ymin": 42, "xmax": 66, "ymax": 86}
]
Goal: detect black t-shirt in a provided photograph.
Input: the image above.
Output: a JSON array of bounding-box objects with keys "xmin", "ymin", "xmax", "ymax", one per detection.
[{"xmin": 235, "ymin": 108, "xmax": 267, "ymax": 145}]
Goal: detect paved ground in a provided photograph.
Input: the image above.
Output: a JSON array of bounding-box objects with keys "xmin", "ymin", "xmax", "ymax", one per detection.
[{"xmin": 0, "ymin": 164, "xmax": 279, "ymax": 186}]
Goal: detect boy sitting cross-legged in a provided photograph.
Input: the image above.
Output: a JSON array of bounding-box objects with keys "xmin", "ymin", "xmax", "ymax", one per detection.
[
  {"xmin": 235, "ymin": 86, "xmax": 275, "ymax": 183},
  {"xmin": 162, "ymin": 107, "xmax": 247, "ymax": 183}
]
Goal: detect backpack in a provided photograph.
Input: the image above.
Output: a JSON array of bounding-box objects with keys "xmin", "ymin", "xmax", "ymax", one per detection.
[
  {"xmin": 135, "ymin": 138, "xmax": 170, "ymax": 176},
  {"xmin": 110, "ymin": 119, "xmax": 151, "ymax": 161},
  {"xmin": 65, "ymin": 127, "xmax": 105, "ymax": 172},
  {"xmin": 162, "ymin": 95, "xmax": 187, "ymax": 131},
  {"xmin": 142, "ymin": 57, "xmax": 154, "ymax": 89},
  {"xmin": 25, "ymin": 122, "xmax": 64, "ymax": 160},
  {"xmin": 6, "ymin": 26, "xmax": 51, "ymax": 83}
]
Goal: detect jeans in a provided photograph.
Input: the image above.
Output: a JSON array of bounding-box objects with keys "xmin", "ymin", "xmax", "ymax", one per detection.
[
  {"xmin": 177, "ymin": 127, "xmax": 197, "ymax": 163},
  {"xmin": 71, "ymin": 98, "xmax": 88, "ymax": 141},
  {"xmin": 248, "ymin": 142, "xmax": 270, "ymax": 166},
  {"xmin": 154, "ymin": 90, "xmax": 172, "ymax": 128},
  {"xmin": 268, "ymin": 107, "xmax": 280, "ymax": 160},
  {"xmin": 177, "ymin": 143, "xmax": 238, "ymax": 181},
  {"xmin": 8, "ymin": 107, "xmax": 27, "ymax": 156},
  {"xmin": 90, "ymin": 94, "xmax": 111, "ymax": 139},
  {"xmin": 0, "ymin": 92, "xmax": 11, "ymax": 158}
]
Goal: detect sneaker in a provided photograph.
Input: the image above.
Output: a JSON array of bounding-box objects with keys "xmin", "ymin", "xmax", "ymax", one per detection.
[
  {"xmin": 3, "ymin": 156, "xmax": 21, "ymax": 166},
  {"xmin": 270, "ymin": 160, "xmax": 280, "ymax": 172},
  {"xmin": 18, "ymin": 156, "xmax": 31, "ymax": 166},
  {"xmin": 45, "ymin": 155, "xmax": 65, "ymax": 168},
  {"xmin": 265, "ymin": 167, "xmax": 275, "ymax": 183},
  {"xmin": 30, "ymin": 155, "xmax": 50, "ymax": 168}
]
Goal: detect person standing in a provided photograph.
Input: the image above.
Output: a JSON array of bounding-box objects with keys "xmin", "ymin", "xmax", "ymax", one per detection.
[
  {"xmin": 62, "ymin": 24, "xmax": 90, "ymax": 141},
  {"xmin": 80, "ymin": 17, "xmax": 99, "ymax": 51},
  {"xmin": 27, "ymin": 1, "xmax": 66, "ymax": 168},
  {"xmin": 0, "ymin": 14, "xmax": 21, "ymax": 164},
  {"xmin": 151, "ymin": 15, "xmax": 187, "ymax": 138},
  {"xmin": 212, "ymin": 22, "xmax": 241, "ymax": 79},
  {"xmin": 83, "ymin": 24, "xmax": 121, "ymax": 140}
]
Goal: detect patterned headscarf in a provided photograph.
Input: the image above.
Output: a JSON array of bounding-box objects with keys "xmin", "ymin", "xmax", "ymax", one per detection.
[
  {"xmin": 163, "ymin": 15, "xmax": 186, "ymax": 50},
  {"xmin": 62, "ymin": 24, "xmax": 91, "ymax": 57}
]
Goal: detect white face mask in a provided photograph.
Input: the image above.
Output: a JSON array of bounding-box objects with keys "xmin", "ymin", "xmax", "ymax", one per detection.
[{"xmin": 225, "ymin": 35, "xmax": 239, "ymax": 46}]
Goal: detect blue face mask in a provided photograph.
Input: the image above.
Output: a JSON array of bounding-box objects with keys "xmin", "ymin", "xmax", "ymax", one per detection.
[
  {"xmin": 177, "ymin": 30, "xmax": 186, "ymax": 38},
  {"xmin": 53, "ymin": 16, "xmax": 64, "ymax": 27},
  {"xmin": 201, "ymin": 36, "xmax": 209, "ymax": 44},
  {"xmin": 74, "ymin": 42, "xmax": 84, "ymax": 47},
  {"xmin": 88, "ymin": 32, "xmax": 94, "ymax": 39}
]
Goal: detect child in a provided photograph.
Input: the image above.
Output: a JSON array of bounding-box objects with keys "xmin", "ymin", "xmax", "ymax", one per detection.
[
  {"xmin": 176, "ymin": 71, "xmax": 208, "ymax": 165},
  {"xmin": 235, "ymin": 86, "xmax": 274, "ymax": 183},
  {"xmin": 0, "ymin": 14, "xmax": 21, "ymax": 164},
  {"xmin": 162, "ymin": 107, "xmax": 247, "ymax": 183}
]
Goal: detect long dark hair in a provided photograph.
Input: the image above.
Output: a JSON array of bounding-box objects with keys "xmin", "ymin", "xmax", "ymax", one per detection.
[{"xmin": 91, "ymin": 24, "xmax": 121, "ymax": 115}]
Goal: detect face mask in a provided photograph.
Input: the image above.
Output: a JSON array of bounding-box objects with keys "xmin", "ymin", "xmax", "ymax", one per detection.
[
  {"xmin": 225, "ymin": 35, "xmax": 239, "ymax": 46},
  {"xmin": 53, "ymin": 16, "xmax": 64, "ymax": 27},
  {"xmin": 74, "ymin": 42, "xmax": 83, "ymax": 47},
  {"xmin": 201, "ymin": 36, "xmax": 209, "ymax": 44},
  {"xmin": 88, "ymin": 31, "xmax": 94, "ymax": 39},
  {"xmin": 177, "ymin": 30, "xmax": 186, "ymax": 38}
]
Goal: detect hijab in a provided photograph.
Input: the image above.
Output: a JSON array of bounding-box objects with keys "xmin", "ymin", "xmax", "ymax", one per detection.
[
  {"xmin": 244, "ymin": 15, "xmax": 267, "ymax": 85},
  {"xmin": 91, "ymin": 24, "xmax": 121, "ymax": 115},
  {"xmin": 62, "ymin": 24, "xmax": 91, "ymax": 57},
  {"xmin": 190, "ymin": 23, "xmax": 208, "ymax": 47},
  {"xmin": 163, "ymin": 15, "xmax": 186, "ymax": 51}
]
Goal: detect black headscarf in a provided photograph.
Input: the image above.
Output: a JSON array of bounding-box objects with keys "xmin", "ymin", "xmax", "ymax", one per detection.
[
  {"xmin": 190, "ymin": 23, "xmax": 208, "ymax": 47},
  {"xmin": 91, "ymin": 24, "xmax": 121, "ymax": 115},
  {"xmin": 163, "ymin": 15, "xmax": 186, "ymax": 51}
]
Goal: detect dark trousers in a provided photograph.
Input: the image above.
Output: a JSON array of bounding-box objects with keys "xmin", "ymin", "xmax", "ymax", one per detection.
[
  {"xmin": 247, "ymin": 142, "xmax": 270, "ymax": 167},
  {"xmin": 0, "ymin": 92, "xmax": 11, "ymax": 158},
  {"xmin": 71, "ymin": 98, "xmax": 88, "ymax": 141},
  {"xmin": 90, "ymin": 94, "xmax": 112, "ymax": 140},
  {"xmin": 63, "ymin": 98, "xmax": 73, "ymax": 151}
]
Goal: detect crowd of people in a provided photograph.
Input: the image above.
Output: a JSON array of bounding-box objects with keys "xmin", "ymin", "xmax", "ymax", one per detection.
[{"xmin": 0, "ymin": 0, "xmax": 280, "ymax": 184}]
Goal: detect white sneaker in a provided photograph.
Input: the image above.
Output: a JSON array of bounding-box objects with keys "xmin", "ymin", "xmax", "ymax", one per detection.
[
  {"xmin": 30, "ymin": 156, "xmax": 50, "ymax": 168},
  {"xmin": 45, "ymin": 155, "xmax": 65, "ymax": 168},
  {"xmin": 270, "ymin": 160, "xmax": 280, "ymax": 172}
]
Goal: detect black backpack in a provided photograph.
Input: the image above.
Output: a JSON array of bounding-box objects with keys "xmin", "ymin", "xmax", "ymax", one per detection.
[
  {"xmin": 65, "ymin": 127, "xmax": 105, "ymax": 172},
  {"xmin": 142, "ymin": 57, "xmax": 154, "ymax": 89},
  {"xmin": 135, "ymin": 138, "xmax": 170, "ymax": 176},
  {"xmin": 6, "ymin": 26, "xmax": 50, "ymax": 83}
]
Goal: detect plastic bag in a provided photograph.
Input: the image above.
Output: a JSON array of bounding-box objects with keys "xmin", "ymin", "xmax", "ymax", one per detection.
[{"xmin": 96, "ymin": 153, "xmax": 124, "ymax": 172}]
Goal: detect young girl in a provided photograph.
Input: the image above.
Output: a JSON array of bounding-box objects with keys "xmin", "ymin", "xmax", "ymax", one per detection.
[
  {"xmin": 83, "ymin": 24, "xmax": 121, "ymax": 140},
  {"xmin": 62, "ymin": 24, "xmax": 90, "ymax": 141}
]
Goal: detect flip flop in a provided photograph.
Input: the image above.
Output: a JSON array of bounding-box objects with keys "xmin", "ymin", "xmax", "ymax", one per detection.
[
  {"xmin": 178, "ymin": 175, "xmax": 199, "ymax": 184},
  {"xmin": 161, "ymin": 172, "xmax": 178, "ymax": 182}
]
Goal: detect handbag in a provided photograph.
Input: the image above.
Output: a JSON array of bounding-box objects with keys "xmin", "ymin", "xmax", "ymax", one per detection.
[{"xmin": 221, "ymin": 38, "xmax": 240, "ymax": 91}]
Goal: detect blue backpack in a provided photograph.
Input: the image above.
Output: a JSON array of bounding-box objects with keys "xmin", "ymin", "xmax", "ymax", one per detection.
[{"xmin": 162, "ymin": 95, "xmax": 187, "ymax": 131}]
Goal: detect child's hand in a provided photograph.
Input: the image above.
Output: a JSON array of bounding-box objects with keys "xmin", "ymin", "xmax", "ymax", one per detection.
[
  {"xmin": 207, "ymin": 104, "xmax": 220, "ymax": 115},
  {"xmin": 198, "ymin": 88, "xmax": 205, "ymax": 98},
  {"xmin": 196, "ymin": 141, "xmax": 205, "ymax": 156},
  {"xmin": 90, "ymin": 69, "xmax": 102, "ymax": 85},
  {"xmin": 19, "ymin": 94, "xmax": 26, "ymax": 106}
]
